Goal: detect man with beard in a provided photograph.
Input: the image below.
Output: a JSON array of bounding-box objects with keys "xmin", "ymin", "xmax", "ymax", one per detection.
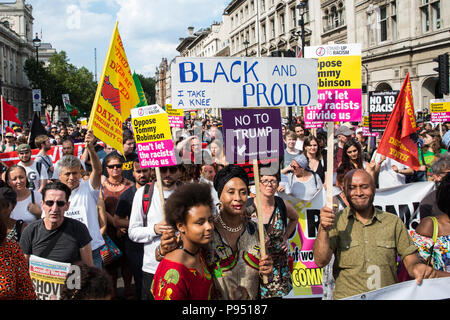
[
  {"xmin": 17, "ymin": 144, "xmax": 49, "ymax": 193},
  {"xmin": 114, "ymin": 159, "xmax": 152, "ymax": 299},
  {"xmin": 34, "ymin": 135, "xmax": 55, "ymax": 178},
  {"xmin": 313, "ymin": 169, "xmax": 446, "ymax": 299},
  {"xmin": 128, "ymin": 164, "xmax": 183, "ymax": 300}
]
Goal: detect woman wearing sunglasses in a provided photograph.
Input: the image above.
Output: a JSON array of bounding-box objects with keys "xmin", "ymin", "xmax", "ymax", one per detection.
[
  {"xmin": 250, "ymin": 167, "xmax": 298, "ymax": 299},
  {"xmin": 101, "ymin": 154, "xmax": 134, "ymax": 299}
]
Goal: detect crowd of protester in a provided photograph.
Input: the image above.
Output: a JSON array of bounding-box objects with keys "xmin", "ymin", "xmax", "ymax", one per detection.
[{"xmin": 0, "ymin": 113, "xmax": 449, "ymax": 300}]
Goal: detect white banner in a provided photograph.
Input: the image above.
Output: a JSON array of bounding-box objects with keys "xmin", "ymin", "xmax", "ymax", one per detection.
[
  {"xmin": 171, "ymin": 57, "xmax": 318, "ymax": 109},
  {"xmin": 282, "ymin": 181, "xmax": 435, "ymax": 299},
  {"xmin": 343, "ymin": 278, "xmax": 450, "ymax": 300}
]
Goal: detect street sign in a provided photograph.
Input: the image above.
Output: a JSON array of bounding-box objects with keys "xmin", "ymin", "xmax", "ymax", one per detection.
[{"xmin": 32, "ymin": 89, "xmax": 41, "ymax": 112}]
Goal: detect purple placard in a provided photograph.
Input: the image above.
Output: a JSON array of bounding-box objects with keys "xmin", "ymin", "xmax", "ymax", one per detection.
[{"xmin": 221, "ymin": 108, "xmax": 283, "ymax": 164}]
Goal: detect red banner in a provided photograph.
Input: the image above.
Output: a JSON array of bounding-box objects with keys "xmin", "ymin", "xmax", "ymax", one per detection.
[
  {"xmin": 377, "ymin": 73, "xmax": 420, "ymax": 170},
  {"xmin": 0, "ymin": 143, "xmax": 86, "ymax": 168}
]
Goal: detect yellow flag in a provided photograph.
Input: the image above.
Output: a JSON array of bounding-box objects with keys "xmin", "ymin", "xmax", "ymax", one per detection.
[{"xmin": 88, "ymin": 22, "xmax": 140, "ymax": 154}]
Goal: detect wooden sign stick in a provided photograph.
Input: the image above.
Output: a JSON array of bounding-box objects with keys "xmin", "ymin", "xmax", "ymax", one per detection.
[
  {"xmin": 326, "ymin": 122, "xmax": 335, "ymax": 209},
  {"xmin": 252, "ymin": 159, "xmax": 268, "ymax": 284},
  {"xmin": 155, "ymin": 167, "xmax": 166, "ymax": 220}
]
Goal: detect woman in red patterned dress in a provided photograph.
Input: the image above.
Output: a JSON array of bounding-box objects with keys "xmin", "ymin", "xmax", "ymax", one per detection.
[
  {"xmin": 0, "ymin": 202, "xmax": 36, "ymax": 300},
  {"xmin": 152, "ymin": 183, "xmax": 214, "ymax": 300}
]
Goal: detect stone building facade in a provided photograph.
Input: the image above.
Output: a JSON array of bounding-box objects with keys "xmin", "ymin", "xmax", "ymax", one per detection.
[{"xmin": 160, "ymin": 0, "xmax": 449, "ymax": 117}]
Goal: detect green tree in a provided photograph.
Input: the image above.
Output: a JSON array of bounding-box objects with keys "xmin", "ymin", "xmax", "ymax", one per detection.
[{"xmin": 24, "ymin": 51, "xmax": 96, "ymax": 121}]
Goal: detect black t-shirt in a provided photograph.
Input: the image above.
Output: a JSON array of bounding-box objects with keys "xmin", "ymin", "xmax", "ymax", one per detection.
[
  {"xmin": 102, "ymin": 151, "xmax": 138, "ymax": 182},
  {"xmin": 19, "ymin": 217, "xmax": 92, "ymax": 264},
  {"xmin": 115, "ymin": 185, "xmax": 137, "ymax": 219}
]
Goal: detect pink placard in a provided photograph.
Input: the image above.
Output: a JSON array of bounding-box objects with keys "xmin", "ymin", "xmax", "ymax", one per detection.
[
  {"xmin": 136, "ymin": 139, "xmax": 177, "ymax": 168},
  {"xmin": 168, "ymin": 115, "xmax": 184, "ymax": 128},
  {"xmin": 305, "ymin": 88, "xmax": 362, "ymax": 122},
  {"xmin": 431, "ymin": 112, "xmax": 450, "ymax": 123}
]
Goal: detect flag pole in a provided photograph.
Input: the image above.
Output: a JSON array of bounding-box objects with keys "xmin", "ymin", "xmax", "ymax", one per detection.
[{"xmin": 87, "ymin": 21, "xmax": 119, "ymax": 130}]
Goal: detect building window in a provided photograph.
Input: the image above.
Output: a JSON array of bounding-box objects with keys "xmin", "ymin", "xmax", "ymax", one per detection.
[
  {"xmin": 270, "ymin": 18, "xmax": 275, "ymax": 39},
  {"xmin": 261, "ymin": 0, "xmax": 265, "ymax": 12},
  {"xmin": 378, "ymin": 1, "xmax": 397, "ymax": 42},
  {"xmin": 290, "ymin": 6, "xmax": 297, "ymax": 29},
  {"xmin": 323, "ymin": 2, "xmax": 345, "ymax": 33},
  {"xmin": 420, "ymin": 0, "xmax": 440, "ymax": 32},
  {"xmin": 262, "ymin": 23, "xmax": 266, "ymax": 42},
  {"xmin": 280, "ymin": 13, "xmax": 285, "ymax": 34}
]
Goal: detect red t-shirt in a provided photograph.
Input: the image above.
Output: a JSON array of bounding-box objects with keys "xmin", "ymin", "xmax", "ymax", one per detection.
[{"xmin": 152, "ymin": 252, "xmax": 213, "ymax": 300}]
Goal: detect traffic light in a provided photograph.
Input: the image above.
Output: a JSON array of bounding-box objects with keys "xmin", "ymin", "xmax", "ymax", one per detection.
[{"xmin": 433, "ymin": 53, "xmax": 449, "ymax": 95}]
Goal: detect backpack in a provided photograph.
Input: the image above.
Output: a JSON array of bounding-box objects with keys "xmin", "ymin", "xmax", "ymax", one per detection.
[{"xmin": 141, "ymin": 182, "xmax": 155, "ymax": 227}]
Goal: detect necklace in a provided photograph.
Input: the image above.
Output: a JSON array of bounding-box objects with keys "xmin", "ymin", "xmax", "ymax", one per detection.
[
  {"xmin": 182, "ymin": 247, "xmax": 198, "ymax": 257},
  {"xmin": 106, "ymin": 177, "xmax": 124, "ymax": 187},
  {"xmin": 217, "ymin": 214, "xmax": 243, "ymax": 233}
]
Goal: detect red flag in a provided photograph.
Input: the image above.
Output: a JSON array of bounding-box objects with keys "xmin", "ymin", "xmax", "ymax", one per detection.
[
  {"xmin": 5, "ymin": 126, "xmax": 14, "ymax": 135},
  {"xmin": 45, "ymin": 110, "xmax": 51, "ymax": 127},
  {"xmin": 377, "ymin": 73, "xmax": 420, "ymax": 170},
  {"xmin": 2, "ymin": 97, "xmax": 21, "ymax": 124}
]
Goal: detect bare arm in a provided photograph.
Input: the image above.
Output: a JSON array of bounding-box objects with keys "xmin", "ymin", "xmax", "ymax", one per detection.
[
  {"xmin": 79, "ymin": 243, "xmax": 94, "ymax": 267},
  {"xmin": 313, "ymin": 206, "xmax": 335, "ymax": 268},
  {"xmin": 85, "ymin": 130, "xmax": 101, "ymax": 190},
  {"xmin": 284, "ymin": 200, "xmax": 299, "ymax": 242}
]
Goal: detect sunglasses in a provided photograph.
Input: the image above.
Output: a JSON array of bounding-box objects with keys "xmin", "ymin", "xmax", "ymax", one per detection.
[
  {"xmin": 106, "ymin": 164, "xmax": 122, "ymax": 169},
  {"xmin": 160, "ymin": 166, "xmax": 179, "ymax": 174},
  {"xmin": 44, "ymin": 200, "xmax": 67, "ymax": 207}
]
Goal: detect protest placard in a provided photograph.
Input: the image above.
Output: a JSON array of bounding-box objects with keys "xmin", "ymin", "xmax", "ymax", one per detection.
[
  {"xmin": 362, "ymin": 115, "xmax": 379, "ymax": 137},
  {"xmin": 304, "ymin": 44, "xmax": 362, "ymax": 123},
  {"xmin": 165, "ymin": 104, "xmax": 184, "ymax": 128},
  {"xmin": 369, "ymin": 91, "xmax": 400, "ymax": 133},
  {"xmin": 171, "ymin": 57, "xmax": 318, "ymax": 109},
  {"xmin": 131, "ymin": 104, "xmax": 177, "ymax": 168},
  {"xmin": 221, "ymin": 108, "xmax": 282, "ymax": 164},
  {"xmin": 29, "ymin": 255, "xmax": 71, "ymax": 300},
  {"xmin": 430, "ymin": 98, "xmax": 450, "ymax": 123}
]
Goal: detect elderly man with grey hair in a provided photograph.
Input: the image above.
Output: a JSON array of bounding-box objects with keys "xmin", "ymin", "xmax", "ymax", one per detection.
[
  {"xmin": 419, "ymin": 152, "xmax": 450, "ymax": 219},
  {"xmin": 58, "ymin": 129, "xmax": 105, "ymax": 269}
]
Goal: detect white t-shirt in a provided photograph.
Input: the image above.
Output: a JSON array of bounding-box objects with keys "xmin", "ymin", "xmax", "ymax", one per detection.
[
  {"xmin": 371, "ymin": 151, "xmax": 408, "ymax": 189},
  {"xmin": 281, "ymin": 172, "xmax": 323, "ymax": 201},
  {"xmin": 295, "ymin": 139, "xmax": 304, "ymax": 151},
  {"xmin": 10, "ymin": 190, "xmax": 43, "ymax": 224},
  {"xmin": 128, "ymin": 184, "xmax": 175, "ymax": 274},
  {"xmin": 66, "ymin": 179, "xmax": 104, "ymax": 250},
  {"xmin": 18, "ymin": 161, "xmax": 48, "ymax": 191},
  {"xmin": 199, "ymin": 177, "xmax": 220, "ymax": 217}
]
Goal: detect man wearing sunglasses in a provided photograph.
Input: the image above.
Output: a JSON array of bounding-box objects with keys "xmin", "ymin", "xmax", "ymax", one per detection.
[
  {"xmin": 58, "ymin": 129, "xmax": 104, "ymax": 269},
  {"xmin": 20, "ymin": 181, "xmax": 93, "ymax": 266},
  {"xmin": 128, "ymin": 163, "xmax": 183, "ymax": 300}
]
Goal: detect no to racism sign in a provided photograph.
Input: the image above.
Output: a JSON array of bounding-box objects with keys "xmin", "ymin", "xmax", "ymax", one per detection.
[
  {"xmin": 369, "ymin": 91, "xmax": 400, "ymax": 133},
  {"xmin": 171, "ymin": 57, "xmax": 318, "ymax": 109},
  {"xmin": 131, "ymin": 104, "xmax": 177, "ymax": 168},
  {"xmin": 304, "ymin": 44, "xmax": 362, "ymax": 122}
]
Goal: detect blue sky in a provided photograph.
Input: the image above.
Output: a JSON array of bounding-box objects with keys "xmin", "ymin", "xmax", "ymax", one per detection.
[{"xmin": 29, "ymin": 0, "xmax": 229, "ymax": 78}]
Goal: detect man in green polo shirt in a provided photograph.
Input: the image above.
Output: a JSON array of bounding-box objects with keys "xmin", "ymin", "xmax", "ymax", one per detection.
[{"xmin": 313, "ymin": 169, "xmax": 448, "ymax": 300}]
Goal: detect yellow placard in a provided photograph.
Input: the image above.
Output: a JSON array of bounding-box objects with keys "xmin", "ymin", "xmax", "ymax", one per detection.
[
  {"xmin": 166, "ymin": 104, "xmax": 183, "ymax": 116},
  {"xmin": 430, "ymin": 101, "xmax": 450, "ymax": 113},
  {"xmin": 318, "ymin": 55, "xmax": 361, "ymax": 89},
  {"xmin": 133, "ymin": 113, "xmax": 172, "ymax": 144}
]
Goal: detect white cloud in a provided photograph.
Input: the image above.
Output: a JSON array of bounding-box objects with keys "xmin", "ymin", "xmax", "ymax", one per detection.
[{"xmin": 30, "ymin": 0, "xmax": 229, "ymax": 77}]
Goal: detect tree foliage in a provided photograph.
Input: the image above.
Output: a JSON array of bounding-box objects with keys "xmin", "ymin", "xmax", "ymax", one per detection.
[{"xmin": 24, "ymin": 51, "xmax": 96, "ymax": 119}]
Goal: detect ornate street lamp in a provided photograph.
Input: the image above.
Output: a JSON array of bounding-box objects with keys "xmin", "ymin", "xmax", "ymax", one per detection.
[
  {"xmin": 243, "ymin": 39, "xmax": 250, "ymax": 57},
  {"xmin": 33, "ymin": 33, "xmax": 41, "ymax": 65}
]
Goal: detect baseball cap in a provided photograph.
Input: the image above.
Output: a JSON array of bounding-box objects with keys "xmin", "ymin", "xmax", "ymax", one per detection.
[
  {"xmin": 335, "ymin": 126, "xmax": 354, "ymax": 137},
  {"xmin": 17, "ymin": 144, "xmax": 31, "ymax": 153}
]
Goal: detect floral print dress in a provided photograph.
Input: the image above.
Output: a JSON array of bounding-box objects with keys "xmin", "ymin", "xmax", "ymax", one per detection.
[{"xmin": 411, "ymin": 231, "xmax": 450, "ymax": 271}]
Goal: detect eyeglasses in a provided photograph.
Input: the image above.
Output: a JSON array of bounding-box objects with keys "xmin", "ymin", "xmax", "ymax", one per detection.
[
  {"xmin": 44, "ymin": 200, "xmax": 67, "ymax": 207},
  {"xmin": 290, "ymin": 164, "xmax": 300, "ymax": 170},
  {"xmin": 260, "ymin": 180, "xmax": 278, "ymax": 186},
  {"xmin": 106, "ymin": 164, "xmax": 122, "ymax": 169},
  {"xmin": 160, "ymin": 166, "xmax": 179, "ymax": 174}
]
